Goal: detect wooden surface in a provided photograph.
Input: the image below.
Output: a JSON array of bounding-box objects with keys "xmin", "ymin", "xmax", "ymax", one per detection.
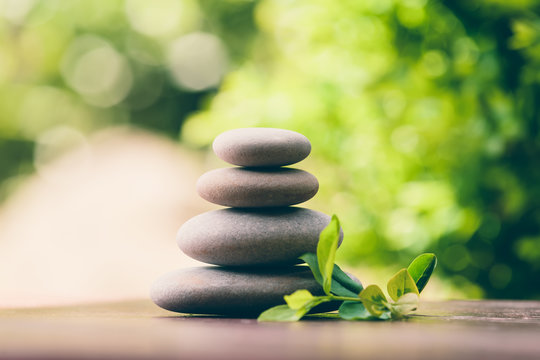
[{"xmin": 1, "ymin": 300, "xmax": 540, "ymax": 359}]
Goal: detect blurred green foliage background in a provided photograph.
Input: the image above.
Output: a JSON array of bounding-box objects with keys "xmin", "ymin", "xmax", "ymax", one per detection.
[{"xmin": 1, "ymin": 0, "xmax": 539, "ymax": 299}]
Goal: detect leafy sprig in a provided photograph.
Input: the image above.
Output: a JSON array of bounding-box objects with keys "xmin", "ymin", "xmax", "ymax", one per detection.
[{"xmin": 258, "ymin": 215, "xmax": 437, "ymax": 321}]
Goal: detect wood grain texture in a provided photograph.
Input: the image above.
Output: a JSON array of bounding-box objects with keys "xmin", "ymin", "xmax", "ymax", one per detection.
[{"xmin": 1, "ymin": 300, "xmax": 539, "ymax": 359}]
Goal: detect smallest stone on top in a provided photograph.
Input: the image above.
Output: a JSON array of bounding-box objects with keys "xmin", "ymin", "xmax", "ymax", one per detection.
[{"xmin": 213, "ymin": 128, "xmax": 311, "ymax": 167}]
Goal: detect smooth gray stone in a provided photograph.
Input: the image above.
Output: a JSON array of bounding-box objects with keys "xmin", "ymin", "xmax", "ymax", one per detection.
[
  {"xmin": 150, "ymin": 266, "xmax": 337, "ymax": 316},
  {"xmin": 196, "ymin": 167, "xmax": 319, "ymax": 207},
  {"xmin": 212, "ymin": 128, "xmax": 311, "ymax": 167},
  {"xmin": 177, "ymin": 207, "xmax": 343, "ymax": 266}
]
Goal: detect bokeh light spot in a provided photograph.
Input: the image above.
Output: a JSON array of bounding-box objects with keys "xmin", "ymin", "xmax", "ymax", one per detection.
[
  {"xmin": 421, "ymin": 50, "xmax": 448, "ymax": 78},
  {"xmin": 442, "ymin": 244, "xmax": 470, "ymax": 271},
  {"xmin": 125, "ymin": 0, "xmax": 201, "ymax": 37},
  {"xmin": 62, "ymin": 36, "xmax": 133, "ymax": 107},
  {"xmin": 126, "ymin": 0, "xmax": 181, "ymax": 37},
  {"xmin": 397, "ymin": 3, "xmax": 426, "ymax": 28},
  {"xmin": 0, "ymin": 0, "xmax": 35, "ymax": 24},
  {"xmin": 514, "ymin": 236, "xmax": 540, "ymax": 266},
  {"xmin": 391, "ymin": 125, "xmax": 419, "ymax": 154},
  {"xmin": 167, "ymin": 32, "xmax": 228, "ymax": 92}
]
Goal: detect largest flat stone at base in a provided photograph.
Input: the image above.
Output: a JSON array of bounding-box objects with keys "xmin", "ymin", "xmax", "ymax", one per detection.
[
  {"xmin": 177, "ymin": 207, "xmax": 343, "ymax": 266},
  {"xmin": 150, "ymin": 266, "xmax": 329, "ymax": 316}
]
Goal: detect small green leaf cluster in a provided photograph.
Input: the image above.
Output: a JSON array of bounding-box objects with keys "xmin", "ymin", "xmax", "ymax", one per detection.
[{"xmin": 258, "ymin": 215, "xmax": 437, "ymax": 322}]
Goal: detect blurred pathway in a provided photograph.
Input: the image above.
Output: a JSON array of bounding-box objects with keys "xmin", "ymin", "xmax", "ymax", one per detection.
[{"xmin": 0, "ymin": 127, "xmax": 213, "ymax": 307}]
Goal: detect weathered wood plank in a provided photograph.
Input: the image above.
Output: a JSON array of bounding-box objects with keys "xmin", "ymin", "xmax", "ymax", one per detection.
[{"xmin": 1, "ymin": 300, "xmax": 539, "ymax": 359}]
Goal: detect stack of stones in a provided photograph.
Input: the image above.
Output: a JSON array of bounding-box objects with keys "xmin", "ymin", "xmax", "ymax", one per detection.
[{"xmin": 151, "ymin": 128, "xmax": 343, "ymax": 316}]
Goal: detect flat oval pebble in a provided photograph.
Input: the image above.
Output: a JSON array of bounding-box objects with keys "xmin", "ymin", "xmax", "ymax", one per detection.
[
  {"xmin": 196, "ymin": 167, "xmax": 319, "ymax": 207},
  {"xmin": 213, "ymin": 128, "xmax": 311, "ymax": 167},
  {"xmin": 150, "ymin": 266, "xmax": 336, "ymax": 316},
  {"xmin": 177, "ymin": 207, "xmax": 343, "ymax": 266}
]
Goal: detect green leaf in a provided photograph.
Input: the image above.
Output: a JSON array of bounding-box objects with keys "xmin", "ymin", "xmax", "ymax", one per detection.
[
  {"xmin": 332, "ymin": 264, "xmax": 363, "ymax": 295},
  {"xmin": 339, "ymin": 301, "xmax": 371, "ymax": 320},
  {"xmin": 316, "ymin": 215, "xmax": 341, "ymax": 295},
  {"xmin": 387, "ymin": 268, "xmax": 419, "ymax": 302},
  {"xmin": 284, "ymin": 290, "xmax": 314, "ymax": 310},
  {"xmin": 407, "ymin": 253, "xmax": 437, "ymax": 293},
  {"xmin": 329, "ymin": 275, "xmax": 360, "ymax": 297},
  {"xmin": 300, "ymin": 253, "xmax": 362, "ymax": 297},
  {"xmin": 300, "ymin": 253, "xmax": 323, "ymax": 286},
  {"xmin": 258, "ymin": 296, "xmax": 332, "ymax": 322},
  {"xmin": 388, "ymin": 293, "xmax": 419, "ymax": 319},
  {"xmin": 257, "ymin": 305, "xmax": 303, "ymax": 322},
  {"xmin": 358, "ymin": 285, "xmax": 388, "ymax": 317}
]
